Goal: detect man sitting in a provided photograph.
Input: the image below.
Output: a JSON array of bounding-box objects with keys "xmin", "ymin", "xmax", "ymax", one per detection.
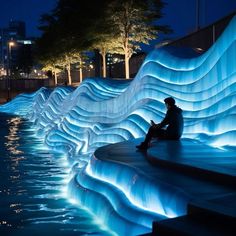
[{"xmin": 136, "ymin": 97, "xmax": 183, "ymax": 150}]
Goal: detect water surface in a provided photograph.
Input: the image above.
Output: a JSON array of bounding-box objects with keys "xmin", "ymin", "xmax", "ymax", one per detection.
[{"xmin": 0, "ymin": 113, "xmax": 113, "ymax": 235}]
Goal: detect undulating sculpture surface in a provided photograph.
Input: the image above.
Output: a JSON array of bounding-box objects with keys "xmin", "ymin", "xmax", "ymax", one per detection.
[{"xmin": 1, "ymin": 16, "xmax": 236, "ymax": 235}]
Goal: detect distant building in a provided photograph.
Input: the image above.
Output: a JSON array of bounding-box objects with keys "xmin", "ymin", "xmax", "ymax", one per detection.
[
  {"xmin": 8, "ymin": 20, "xmax": 26, "ymax": 39},
  {"xmin": 0, "ymin": 20, "xmax": 34, "ymax": 77}
]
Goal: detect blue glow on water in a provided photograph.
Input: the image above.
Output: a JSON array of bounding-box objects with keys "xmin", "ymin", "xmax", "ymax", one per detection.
[
  {"xmin": 0, "ymin": 114, "xmax": 116, "ymax": 235},
  {"xmin": 1, "ymin": 16, "xmax": 236, "ymax": 235}
]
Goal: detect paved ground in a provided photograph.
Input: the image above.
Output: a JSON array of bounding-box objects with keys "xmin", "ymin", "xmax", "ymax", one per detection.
[{"xmin": 148, "ymin": 139, "xmax": 236, "ymax": 176}]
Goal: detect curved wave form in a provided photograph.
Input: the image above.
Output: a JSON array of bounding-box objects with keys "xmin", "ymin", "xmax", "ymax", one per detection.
[{"xmin": 1, "ymin": 16, "xmax": 236, "ymax": 235}]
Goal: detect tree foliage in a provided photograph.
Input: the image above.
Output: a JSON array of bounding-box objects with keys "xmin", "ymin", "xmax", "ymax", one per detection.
[
  {"xmin": 36, "ymin": 0, "xmax": 170, "ymax": 80},
  {"xmin": 104, "ymin": 0, "xmax": 171, "ymax": 78}
]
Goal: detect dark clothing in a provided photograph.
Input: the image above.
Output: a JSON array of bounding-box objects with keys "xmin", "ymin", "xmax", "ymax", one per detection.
[
  {"xmin": 159, "ymin": 105, "xmax": 183, "ymax": 139},
  {"xmin": 143, "ymin": 105, "xmax": 183, "ymax": 144}
]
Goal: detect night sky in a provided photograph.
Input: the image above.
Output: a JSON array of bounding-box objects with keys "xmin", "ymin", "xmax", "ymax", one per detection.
[
  {"xmin": 161, "ymin": 0, "xmax": 236, "ymax": 38},
  {"xmin": 0, "ymin": 0, "xmax": 236, "ymax": 47},
  {"xmin": 0, "ymin": 0, "xmax": 56, "ymax": 36}
]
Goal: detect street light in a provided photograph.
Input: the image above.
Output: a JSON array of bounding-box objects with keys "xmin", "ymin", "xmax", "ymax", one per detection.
[{"xmin": 6, "ymin": 40, "xmax": 15, "ymax": 102}]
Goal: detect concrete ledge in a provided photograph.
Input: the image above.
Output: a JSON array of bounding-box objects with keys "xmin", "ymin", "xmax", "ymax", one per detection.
[
  {"xmin": 147, "ymin": 139, "xmax": 236, "ymax": 187},
  {"xmin": 95, "ymin": 138, "xmax": 236, "ymax": 202},
  {"xmin": 95, "ymin": 138, "xmax": 236, "ymax": 235}
]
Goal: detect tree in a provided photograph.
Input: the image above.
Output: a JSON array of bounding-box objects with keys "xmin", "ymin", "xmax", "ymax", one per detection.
[
  {"xmin": 106, "ymin": 0, "xmax": 171, "ymax": 79},
  {"xmin": 37, "ymin": 1, "xmax": 106, "ymax": 82},
  {"xmin": 62, "ymin": 51, "xmax": 83, "ymax": 85},
  {"xmin": 37, "ymin": 12, "xmax": 84, "ymax": 85},
  {"xmin": 36, "ymin": 0, "xmax": 170, "ymax": 81},
  {"xmin": 39, "ymin": 49, "xmax": 84, "ymax": 85},
  {"xmin": 76, "ymin": 53, "xmax": 88, "ymax": 83},
  {"xmin": 42, "ymin": 59, "xmax": 62, "ymax": 85},
  {"xmin": 46, "ymin": 49, "xmax": 83, "ymax": 85},
  {"xmin": 53, "ymin": 0, "xmax": 113, "ymax": 78},
  {"xmin": 94, "ymin": 40, "xmax": 121, "ymax": 78}
]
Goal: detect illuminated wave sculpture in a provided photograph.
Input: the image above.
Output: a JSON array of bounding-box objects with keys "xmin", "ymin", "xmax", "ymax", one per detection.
[{"xmin": 1, "ymin": 16, "xmax": 236, "ymax": 235}]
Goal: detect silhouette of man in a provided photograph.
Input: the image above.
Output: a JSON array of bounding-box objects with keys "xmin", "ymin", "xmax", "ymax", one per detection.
[{"xmin": 136, "ymin": 97, "xmax": 183, "ymax": 150}]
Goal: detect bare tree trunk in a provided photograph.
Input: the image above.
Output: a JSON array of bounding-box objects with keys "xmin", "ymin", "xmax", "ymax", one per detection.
[
  {"xmin": 102, "ymin": 52, "xmax": 107, "ymax": 78},
  {"xmin": 67, "ymin": 63, "xmax": 72, "ymax": 85},
  {"xmin": 123, "ymin": 38, "xmax": 130, "ymax": 79},
  {"xmin": 54, "ymin": 72, "xmax": 58, "ymax": 85},
  {"xmin": 99, "ymin": 48, "xmax": 107, "ymax": 78},
  {"xmin": 124, "ymin": 51, "xmax": 130, "ymax": 79},
  {"xmin": 79, "ymin": 58, "xmax": 83, "ymax": 83},
  {"xmin": 79, "ymin": 68, "xmax": 83, "ymax": 83}
]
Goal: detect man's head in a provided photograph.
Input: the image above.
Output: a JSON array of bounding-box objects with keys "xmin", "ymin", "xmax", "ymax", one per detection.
[{"xmin": 164, "ymin": 97, "xmax": 175, "ymax": 110}]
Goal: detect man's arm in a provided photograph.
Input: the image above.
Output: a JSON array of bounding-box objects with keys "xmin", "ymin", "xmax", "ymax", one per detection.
[{"xmin": 158, "ymin": 110, "xmax": 170, "ymax": 128}]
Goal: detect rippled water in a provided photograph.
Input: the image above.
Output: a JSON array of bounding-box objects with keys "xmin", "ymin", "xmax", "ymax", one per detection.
[{"xmin": 0, "ymin": 113, "xmax": 113, "ymax": 236}]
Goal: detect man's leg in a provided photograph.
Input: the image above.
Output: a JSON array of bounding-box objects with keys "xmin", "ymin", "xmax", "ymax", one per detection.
[
  {"xmin": 143, "ymin": 125, "xmax": 158, "ymax": 144},
  {"xmin": 136, "ymin": 126, "xmax": 165, "ymax": 150}
]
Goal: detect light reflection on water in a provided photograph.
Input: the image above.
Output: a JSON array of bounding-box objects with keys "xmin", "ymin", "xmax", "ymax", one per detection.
[{"xmin": 0, "ymin": 113, "xmax": 114, "ymax": 235}]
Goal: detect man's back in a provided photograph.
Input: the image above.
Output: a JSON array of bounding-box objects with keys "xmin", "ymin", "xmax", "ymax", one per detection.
[{"xmin": 165, "ymin": 105, "xmax": 183, "ymax": 139}]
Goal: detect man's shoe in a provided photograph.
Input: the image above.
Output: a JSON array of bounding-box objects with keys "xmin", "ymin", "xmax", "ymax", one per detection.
[{"xmin": 136, "ymin": 142, "xmax": 148, "ymax": 150}]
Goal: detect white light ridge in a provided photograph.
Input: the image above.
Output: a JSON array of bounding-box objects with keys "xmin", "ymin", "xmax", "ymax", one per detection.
[{"xmin": 1, "ymin": 16, "xmax": 236, "ymax": 235}]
